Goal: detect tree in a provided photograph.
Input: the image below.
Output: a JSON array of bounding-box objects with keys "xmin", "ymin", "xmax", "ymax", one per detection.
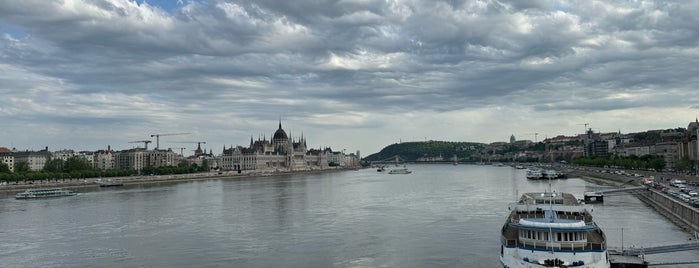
[
  {"xmin": 43, "ymin": 159, "xmax": 64, "ymax": 173},
  {"xmin": 64, "ymin": 157, "xmax": 93, "ymax": 172},
  {"xmin": 14, "ymin": 161, "xmax": 31, "ymax": 173},
  {"xmin": 199, "ymin": 159, "xmax": 210, "ymax": 172},
  {"xmin": 0, "ymin": 162, "xmax": 10, "ymax": 173},
  {"xmin": 676, "ymin": 157, "xmax": 691, "ymax": 173}
]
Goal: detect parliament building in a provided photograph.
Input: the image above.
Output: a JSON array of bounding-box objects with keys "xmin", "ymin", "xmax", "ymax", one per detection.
[{"xmin": 221, "ymin": 122, "xmax": 330, "ymax": 171}]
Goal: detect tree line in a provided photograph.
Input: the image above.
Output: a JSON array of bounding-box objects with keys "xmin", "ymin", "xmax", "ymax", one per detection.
[
  {"xmin": 571, "ymin": 155, "xmax": 666, "ymax": 171},
  {"xmin": 363, "ymin": 141, "xmax": 486, "ymax": 162},
  {"xmin": 0, "ymin": 157, "xmax": 211, "ymax": 184}
]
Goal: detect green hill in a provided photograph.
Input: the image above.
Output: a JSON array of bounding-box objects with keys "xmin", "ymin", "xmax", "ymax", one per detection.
[{"xmin": 363, "ymin": 141, "xmax": 486, "ymax": 162}]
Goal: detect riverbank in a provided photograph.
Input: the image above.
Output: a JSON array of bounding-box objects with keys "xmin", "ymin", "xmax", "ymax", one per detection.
[
  {"xmin": 0, "ymin": 167, "xmax": 357, "ymax": 194},
  {"xmin": 558, "ymin": 166, "xmax": 699, "ymax": 234},
  {"xmin": 559, "ymin": 167, "xmax": 643, "ymax": 187}
]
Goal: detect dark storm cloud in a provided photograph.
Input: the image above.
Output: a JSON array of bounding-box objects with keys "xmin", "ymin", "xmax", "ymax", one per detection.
[{"xmin": 1, "ymin": 0, "xmax": 698, "ymax": 153}]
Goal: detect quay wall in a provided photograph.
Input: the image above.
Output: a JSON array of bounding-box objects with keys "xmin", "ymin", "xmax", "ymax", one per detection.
[
  {"xmin": 636, "ymin": 189, "xmax": 699, "ymax": 233},
  {"xmin": 564, "ymin": 168, "xmax": 699, "ymax": 234}
]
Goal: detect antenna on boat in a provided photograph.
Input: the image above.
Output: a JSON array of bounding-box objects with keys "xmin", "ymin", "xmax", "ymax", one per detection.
[{"xmin": 547, "ymin": 174, "xmax": 555, "ymax": 255}]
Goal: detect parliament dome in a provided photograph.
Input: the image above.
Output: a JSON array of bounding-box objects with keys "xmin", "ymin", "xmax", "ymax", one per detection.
[{"xmin": 273, "ymin": 121, "xmax": 288, "ymax": 140}]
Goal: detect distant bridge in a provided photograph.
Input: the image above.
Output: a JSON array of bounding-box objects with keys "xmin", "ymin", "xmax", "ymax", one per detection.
[{"xmin": 371, "ymin": 155, "xmax": 410, "ymax": 165}]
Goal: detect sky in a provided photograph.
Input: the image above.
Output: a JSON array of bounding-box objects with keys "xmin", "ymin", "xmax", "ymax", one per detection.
[{"xmin": 1, "ymin": 0, "xmax": 699, "ymax": 156}]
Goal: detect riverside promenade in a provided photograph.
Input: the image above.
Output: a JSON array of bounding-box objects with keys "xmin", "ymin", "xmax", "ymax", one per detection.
[
  {"xmin": 0, "ymin": 167, "xmax": 354, "ymax": 194},
  {"xmin": 559, "ymin": 165, "xmax": 698, "ymax": 187}
]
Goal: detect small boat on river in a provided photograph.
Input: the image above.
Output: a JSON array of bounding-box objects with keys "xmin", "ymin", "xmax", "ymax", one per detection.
[
  {"xmin": 388, "ymin": 168, "xmax": 412, "ymax": 174},
  {"xmin": 15, "ymin": 188, "xmax": 77, "ymax": 199},
  {"xmin": 526, "ymin": 169, "xmax": 543, "ymax": 180}
]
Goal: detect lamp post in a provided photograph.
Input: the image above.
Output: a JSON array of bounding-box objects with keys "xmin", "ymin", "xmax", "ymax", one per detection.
[{"xmin": 694, "ymin": 126, "xmax": 699, "ymax": 176}]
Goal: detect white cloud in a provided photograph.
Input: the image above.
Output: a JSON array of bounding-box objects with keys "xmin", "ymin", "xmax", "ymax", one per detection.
[{"xmin": 0, "ymin": 0, "xmax": 698, "ymax": 154}]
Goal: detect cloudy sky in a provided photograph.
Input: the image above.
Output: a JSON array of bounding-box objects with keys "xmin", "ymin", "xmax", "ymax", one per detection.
[{"xmin": 1, "ymin": 0, "xmax": 698, "ymax": 156}]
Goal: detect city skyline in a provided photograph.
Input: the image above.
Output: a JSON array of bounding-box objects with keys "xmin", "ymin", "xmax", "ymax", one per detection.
[{"xmin": 1, "ymin": 1, "xmax": 698, "ymax": 155}]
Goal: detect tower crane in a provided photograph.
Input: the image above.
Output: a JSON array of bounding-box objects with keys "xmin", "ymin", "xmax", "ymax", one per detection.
[
  {"xmin": 170, "ymin": 141, "xmax": 207, "ymax": 156},
  {"xmin": 129, "ymin": 140, "xmax": 152, "ymax": 150},
  {"xmin": 577, "ymin": 123, "xmax": 590, "ymax": 134},
  {"xmin": 150, "ymin": 133, "xmax": 191, "ymax": 150}
]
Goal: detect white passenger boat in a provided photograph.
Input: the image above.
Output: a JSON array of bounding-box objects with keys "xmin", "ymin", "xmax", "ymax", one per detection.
[
  {"xmin": 542, "ymin": 170, "xmax": 559, "ymax": 180},
  {"xmin": 500, "ymin": 191, "xmax": 609, "ymax": 267},
  {"xmin": 526, "ymin": 169, "xmax": 543, "ymax": 180},
  {"xmin": 15, "ymin": 188, "xmax": 77, "ymax": 199}
]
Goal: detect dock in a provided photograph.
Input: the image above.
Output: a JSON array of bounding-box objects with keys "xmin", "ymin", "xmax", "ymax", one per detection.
[
  {"xmin": 609, "ymin": 254, "xmax": 647, "ymax": 268},
  {"xmin": 610, "ymin": 241, "xmax": 699, "ymax": 256},
  {"xmin": 584, "ymin": 186, "xmax": 647, "ymax": 202}
]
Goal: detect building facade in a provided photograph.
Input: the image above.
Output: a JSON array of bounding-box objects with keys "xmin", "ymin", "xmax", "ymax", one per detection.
[
  {"xmin": 114, "ymin": 148, "xmax": 178, "ymax": 171},
  {"xmin": 0, "ymin": 154, "xmax": 14, "ymax": 172},
  {"xmin": 13, "ymin": 149, "xmax": 51, "ymax": 171}
]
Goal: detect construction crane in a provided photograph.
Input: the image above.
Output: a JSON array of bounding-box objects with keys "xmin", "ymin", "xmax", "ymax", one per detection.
[
  {"xmin": 170, "ymin": 141, "xmax": 207, "ymax": 156},
  {"xmin": 150, "ymin": 133, "xmax": 191, "ymax": 150},
  {"xmin": 577, "ymin": 123, "xmax": 590, "ymax": 134},
  {"xmin": 129, "ymin": 140, "xmax": 152, "ymax": 150}
]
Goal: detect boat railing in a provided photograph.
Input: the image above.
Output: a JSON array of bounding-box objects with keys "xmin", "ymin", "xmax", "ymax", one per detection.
[
  {"xmin": 501, "ymin": 237, "xmax": 606, "ymax": 251},
  {"xmin": 509, "ymin": 212, "xmax": 593, "ymax": 224}
]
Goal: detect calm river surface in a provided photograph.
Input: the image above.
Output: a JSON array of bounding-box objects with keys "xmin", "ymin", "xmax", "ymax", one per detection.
[{"xmin": 1, "ymin": 164, "xmax": 698, "ymax": 267}]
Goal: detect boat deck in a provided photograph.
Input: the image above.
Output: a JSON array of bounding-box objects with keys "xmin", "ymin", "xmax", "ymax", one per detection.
[
  {"xmin": 501, "ymin": 216, "xmax": 606, "ymax": 251},
  {"xmin": 509, "ymin": 210, "xmax": 593, "ymax": 224}
]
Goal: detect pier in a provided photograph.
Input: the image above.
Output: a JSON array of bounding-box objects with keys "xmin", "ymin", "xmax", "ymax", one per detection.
[
  {"xmin": 609, "ymin": 241, "xmax": 699, "ymax": 256},
  {"xmin": 584, "ymin": 186, "xmax": 647, "ymax": 203},
  {"xmin": 608, "ymin": 241, "xmax": 699, "ymax": 268}
]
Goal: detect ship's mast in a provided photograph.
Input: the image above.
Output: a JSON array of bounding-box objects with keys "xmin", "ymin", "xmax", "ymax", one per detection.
[{"xmin": 547, "ymin": 175, "xmax": 555, "ymax": 255}]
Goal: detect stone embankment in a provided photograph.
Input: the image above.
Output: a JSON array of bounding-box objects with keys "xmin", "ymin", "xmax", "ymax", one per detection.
[
  {"xmin": 0, "ymin": 167, "xmax": 354, "ymax": 194},
  {"xmin": 557, "ymin": 166, "xmax": 699, "ymax": 234},
  {"xmin": 636, "ymin": 189, "xmax": 699, "ymax": 233}
]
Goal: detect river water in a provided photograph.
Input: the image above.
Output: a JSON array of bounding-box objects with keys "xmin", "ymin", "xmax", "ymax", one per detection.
[{"xmin": 1, "ymin": 164, "xmax": 697, "ymax": 267}]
